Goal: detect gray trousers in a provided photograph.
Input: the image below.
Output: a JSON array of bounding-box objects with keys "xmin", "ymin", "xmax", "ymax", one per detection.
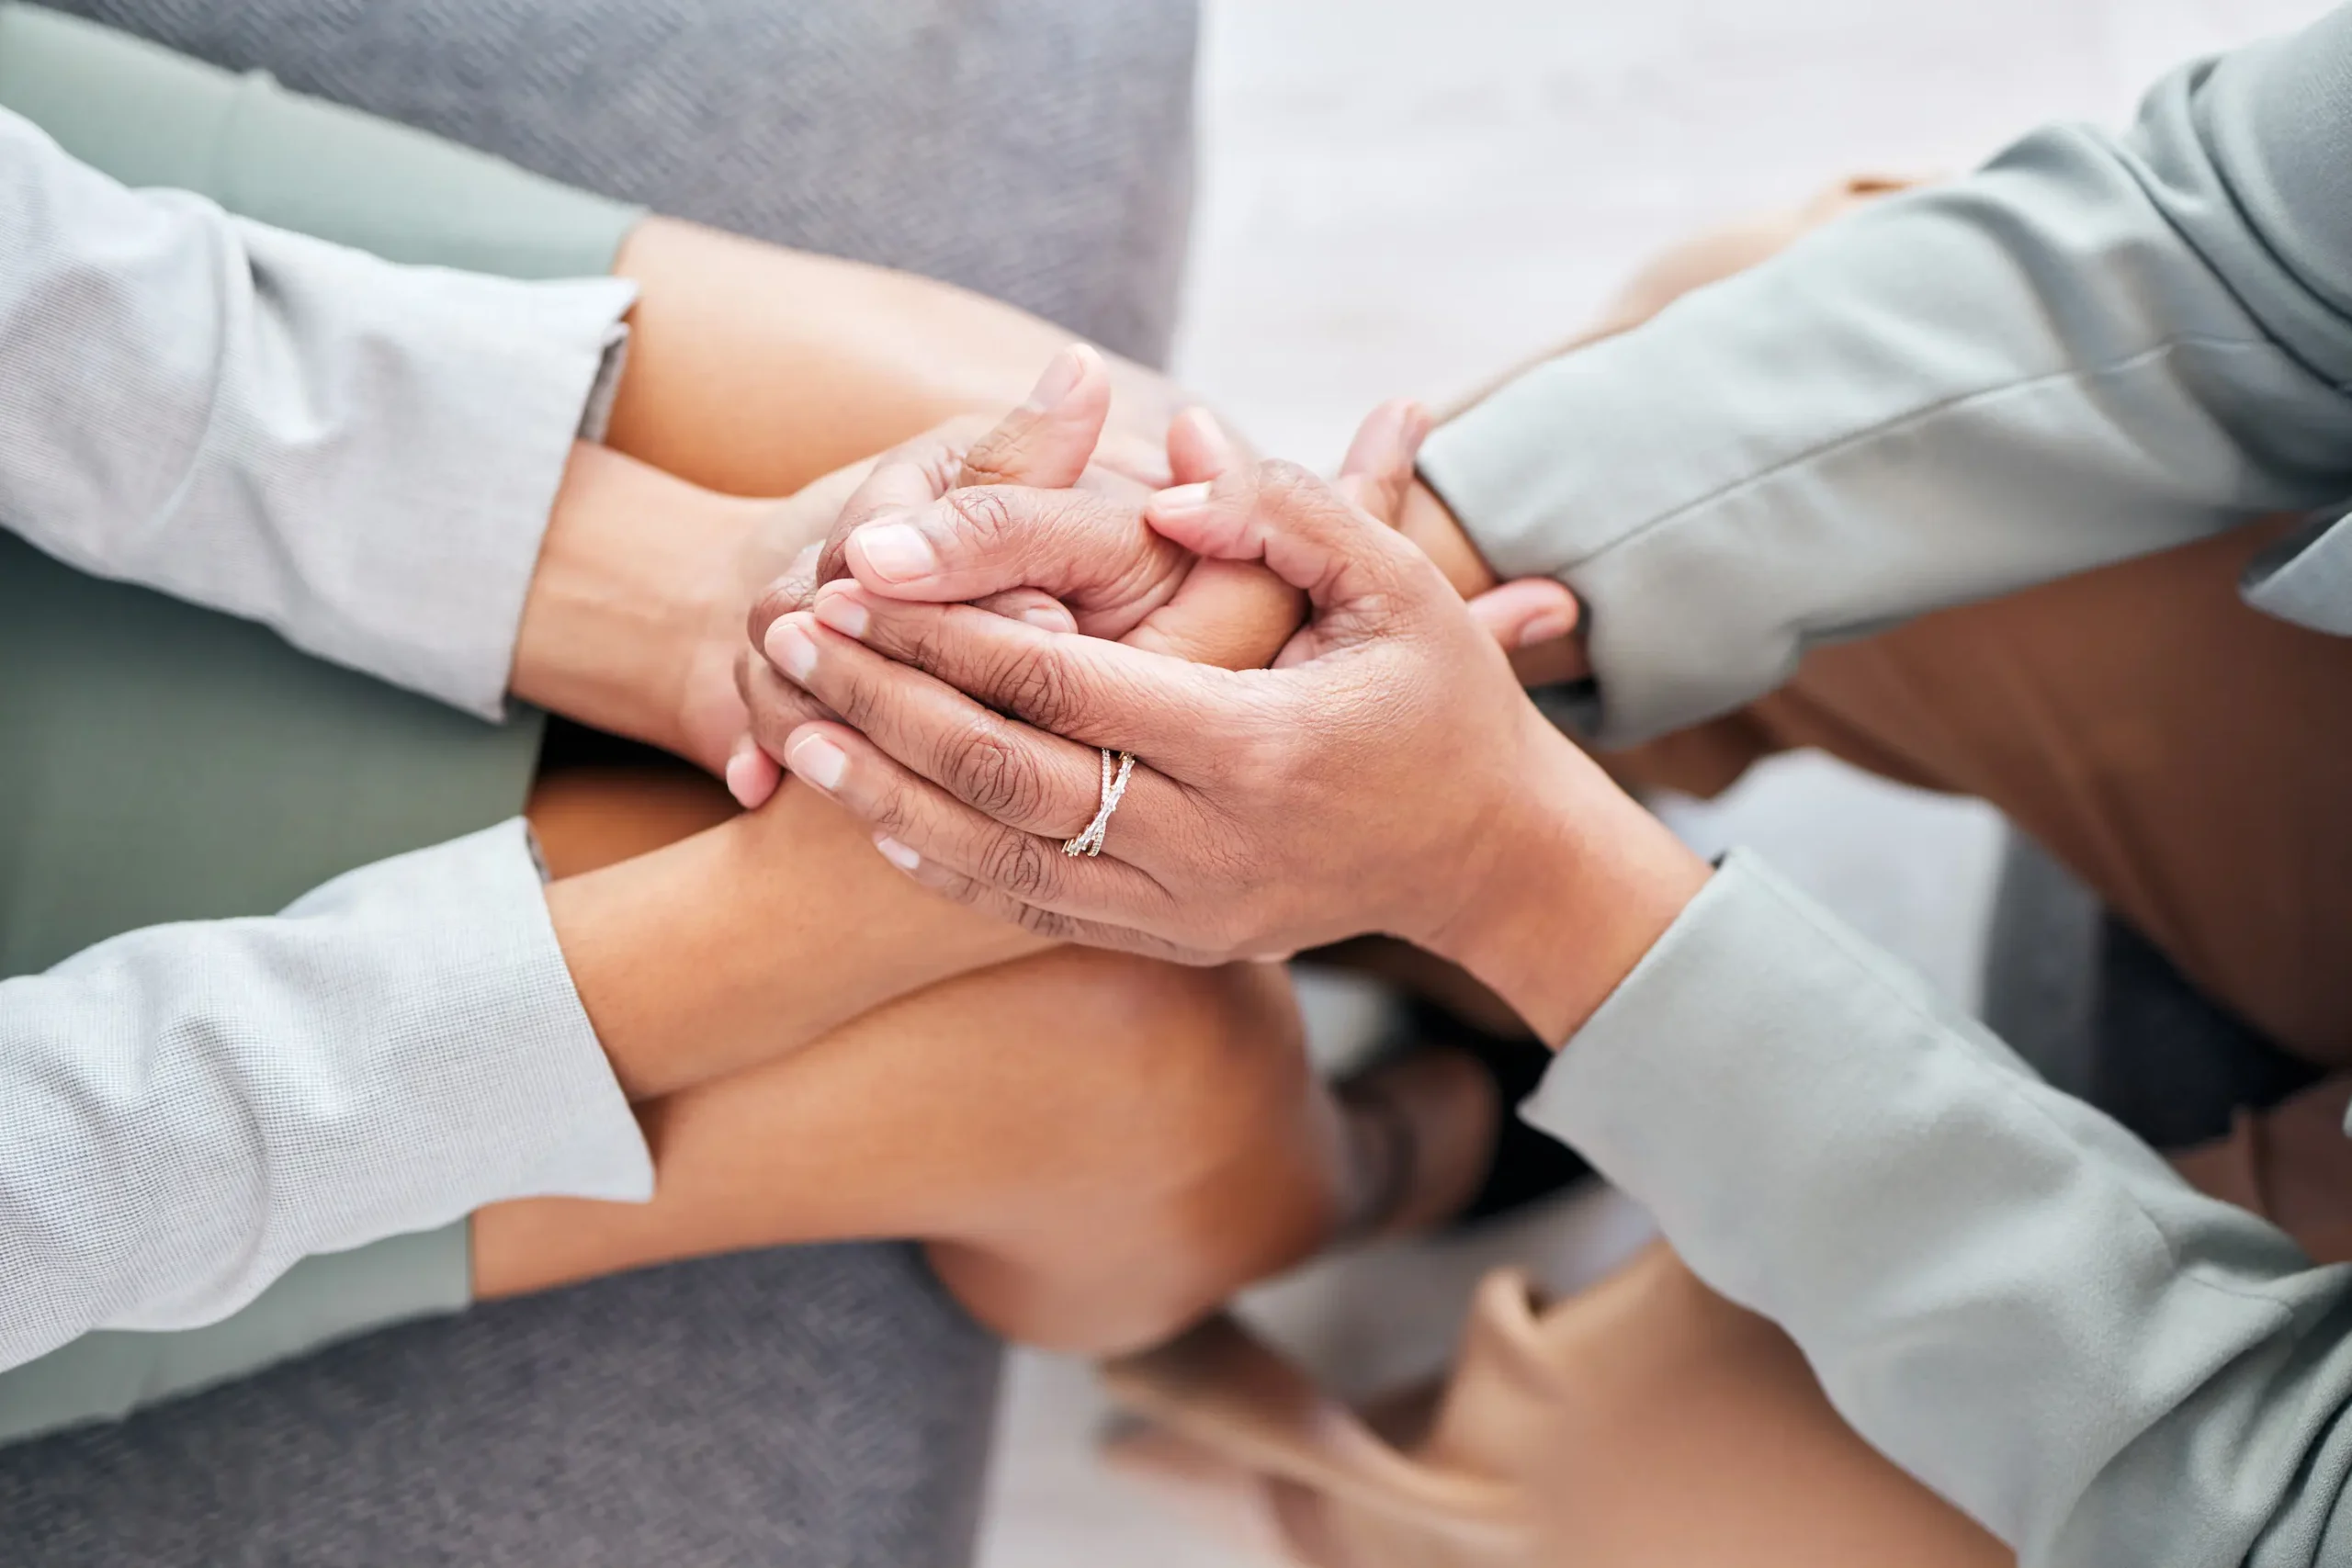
[
  {"xmin": 39, "ymin": 0, "xmax": 1198, "ymax": 366},
  {"xmin": 1, "ymin": 1, "xmax": 1198, "ymax": 1562}
]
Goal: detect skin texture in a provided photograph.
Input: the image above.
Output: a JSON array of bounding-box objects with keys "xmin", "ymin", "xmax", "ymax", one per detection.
[
  {"xmin": 602, "ymin": 216, "xmax": 1188, "ymax": 500},
  {"xmin": 466, "ymin": 237, "xmax": 1493, "ymax": 1348},
  {"xmin": 485, "ymin": 767, "xmax": 1350, "ymax": 1354},
  {"xmin": 744, "ymin": 454, "xmax": 1708, "ymax": 1042},
  {"xmin": 728, "ymin": 182, "xmax": 1931, "ymax": 1036},
  {"xmin": 509, "ymin": 212, "xmax": 1197, "ymax": 780},
  {"xmin": 467, "ymin": 206, "xmax": 1715, "ymax": 1352},
  {"xmin": 1091, "ymin": 175, "xmax": 2347, "ymax": 1568}
]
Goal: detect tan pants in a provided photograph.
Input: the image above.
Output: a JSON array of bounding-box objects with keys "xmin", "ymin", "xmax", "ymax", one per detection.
[
  {"xmin": 1101, "ymin": 183, "xmax": 2352, "ymax": 1567},
  {"xmin": 1613, "ymin": 515, "xmax": 2352, "ymax": 1070}
]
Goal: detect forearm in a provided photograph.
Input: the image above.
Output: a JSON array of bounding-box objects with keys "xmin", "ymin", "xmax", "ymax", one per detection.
[
  {"xmin": 0, "ymin": 824, "xmax": 649, "ymax": 1372},
  {"xmin": 508, "ymin": 440, "xmax": 766, "ymax": 761},
  {"xmin": 1514, "ymin": 849, "xmax": 2352, "ymax": 1565},
  {"xmin": 544, "ymin": 780, "xmax": 1045, "ymax": 1102},
  {"xmin": 605, "ymin": 216, "xmax": 1190, "ymax": 498},
  {"xmin": 0, "ymin": 107, "xmax": 635, "ymax": 720}
]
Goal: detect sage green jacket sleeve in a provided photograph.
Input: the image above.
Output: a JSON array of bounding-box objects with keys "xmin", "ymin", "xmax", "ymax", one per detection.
[
  {"xmin": 1523, "ymin": 855, "xmax": 2352, "ymax": 1566},
  {"xmin": 1417, "ymin": 6, "xmax": 2352, "ymax": 745},
  {"xmin": 1442, "ymin": 8, "xmax": 2352, "ymax": 1562}
]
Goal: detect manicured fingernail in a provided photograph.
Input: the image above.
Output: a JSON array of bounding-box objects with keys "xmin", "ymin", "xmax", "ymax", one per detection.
[
  {"xmin": 1516, "ymin": 610, "xmax": 1575, "ymax": 648},
  {"xmin": 764, "ymin": 619, "xmax": 819, "ymax": 681},
  {"xmin": 812, "ymin": 592, "xmax": 870, "ymax": 640},
  {"xmin": 1021, "ymin": 603, "xmax": 1075, "ymax": 631},
  {"xmin": 787, "ymin": 733, "xmax": 847, "ymax": 790},
  {"xmin": 851, "ymin": 523, "xmax": 937, "ymax": 584},
  {"xmin": 874, "ymin": 835, "xmax": 921, "ymax": 872},
  {"xmin": 723, "ymin": 743, "xmax": 767, "ymax": 808},
  {"xmin": 1023, "ymin": 344, "xmax": 1089, "ymax": 412},
  {"xmin": 1148, "ymin": 480, "xmax": 1214, "ymax": 523}
]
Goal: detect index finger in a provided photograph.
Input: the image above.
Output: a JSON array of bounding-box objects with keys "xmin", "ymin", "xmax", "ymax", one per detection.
[
  {"xmin": 804, "ymin": 582, "xmax": 1244, "ymax": 773},
  {"xmin": 839, "ymin": 485, "xmax": 1185, "ymax": 613},
  {"xmin": 806, "ymin": 430, "xmax": 973, "ymax": 589}
]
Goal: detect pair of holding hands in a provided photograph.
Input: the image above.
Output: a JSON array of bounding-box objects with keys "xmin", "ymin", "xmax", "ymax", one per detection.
[{"xmin": 728, "ymin": 347, "xmax": 1706, "ymax": 1042}]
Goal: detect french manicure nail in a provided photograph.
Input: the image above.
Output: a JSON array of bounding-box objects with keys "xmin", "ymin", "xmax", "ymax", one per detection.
[
  {"xmin": 1023, "ymin": 344, "xmax": 1088, "ymax": 412},
  {"xmin": 852, "ymin": 523, "xmax": 937, "ymax": 584},
  {"xmin": 1516, "ymin": 610, "xmax": 1575, "ymax": 648},
  {"xmin": 787, "ymin": 733, "xmax": 848, "ymax": 790},
  {"xmin": 1148, "ymin": 480, "xmax": 1214, "ymax": 522},
  {"xmin": 723, "ymin": 743, "xmax": 767, "ymax": 808},
  {"xmin": 812, "ymin": 592, "xmax": 870, "ymax": 640},
  {"xmin": 764, "ymin": 620, "xmax": 820, "ymax": 681},
  {"xmin": 874, "ymin": 835, "xmax": 921, "ymax": 872}
]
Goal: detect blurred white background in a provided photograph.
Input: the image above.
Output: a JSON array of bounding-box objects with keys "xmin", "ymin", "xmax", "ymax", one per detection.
[{"xmin": 978, "ymin": 2, "xmax": 2337, "ymax": 1562}]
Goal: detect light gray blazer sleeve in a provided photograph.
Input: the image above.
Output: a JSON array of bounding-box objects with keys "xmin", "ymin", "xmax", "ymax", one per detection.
[
  {"xmin": 1418, "ymin": 6, "xmax": 2352, "ymax": 744},
  {"xmin": 0, "ymin": 105, "xmax": 637, "ymax": 720},
  {"xmin": 0, "ymin": 821, "xmax": 654, "ymax": 1375},
  {"xmin": 1526, "ymin": 853, "xmax": 2352, "ymax": 1567}
]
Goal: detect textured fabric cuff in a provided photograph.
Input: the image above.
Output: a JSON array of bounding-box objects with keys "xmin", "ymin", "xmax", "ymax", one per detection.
[
  {"xmin": 345, "ymin": 818, "xmax": 655, "ymax": 1213},
  {"xmin": 1416, "ymin": 335, "xmax": 1801, "ymax": 746},
  {"xmin": 119, "ymin": 819, "xmax": 657, "ymax": 1332},
  {"xmin": 229, "ymin": 216, "xmax": 639, "ymax": 721},
  {"xmin": 302, "ymin": 254, "xmax": 639, "ymax": 721}
]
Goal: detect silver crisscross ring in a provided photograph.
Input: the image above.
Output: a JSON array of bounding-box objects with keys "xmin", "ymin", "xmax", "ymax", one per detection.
[{"xmin": 1062, "ymin": 749, "xmax": 1136, "ymax": 857}]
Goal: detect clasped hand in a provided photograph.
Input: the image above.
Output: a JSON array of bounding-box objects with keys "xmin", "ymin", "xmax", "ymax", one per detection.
[{"xmin": 737, "ymin": 350, "xmax": 1708, "ymax": 1041}]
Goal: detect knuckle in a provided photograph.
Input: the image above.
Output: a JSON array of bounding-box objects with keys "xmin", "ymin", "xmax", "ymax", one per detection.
[
  {"xmin": 897, "ymin": 615, "xmax": 954, "ymax": 680},
  {"xmin": 740, "ymin": 659, "xmax": 819, "ymax": 743},
  {"xmin": 813, "ymin": 529, "xmax": 854, "ymax": 586},
  {"xmin": 980, "ymin": 829, "xmax": 1057, "ymax": 902},
  {"xmin": 745, "ymin": 580, "xmax": 807, "ymax": 645},
  {"xmin": 957, "ymin": 434, "xmax": 1028, "ymax": 486},
  {"xmin": 825, "ymin": 658, "xmax": 889, "ymax": 734},
  {"xmin": 944, "ymin": 486, "xmax": 1023, "ymax": 547},
  {"xmin": 859, "ymin": 774, "xmax": 921, "ymax": 839},
  {"xmin": 1012, "ymin": 901, "xmax": 1078, "ymax": 942},
  {"xmin": 999, "ymin": 643, "xmax": 1078, "ymax": 732},
  {"xmin": 1256, "ymin": 457, "xmax": 1320, "ymax": 497},
  {"xmin": 942, "ymin": 719, "xmax": 1047, "ymax": 823},
  {"xmin": 874, "ymin": 799, "xmax": 927, "ymax": 846}
]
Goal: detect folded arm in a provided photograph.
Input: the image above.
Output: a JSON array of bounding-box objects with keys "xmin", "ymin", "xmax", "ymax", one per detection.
[
  {"xmin": 0, "ymin": 106, "xmax": 635, "ymax": 719},
  {"xmin": 1417, "ymin": 8, "xmax": 2352, "ymax": 742},
  {"xmin": 0, "ymin": 823, "xmax": 651, "ymax": 1372},
  {"xmin": 1528, "ymin": 856, "xmax": 2352, "ymax": 1566}
]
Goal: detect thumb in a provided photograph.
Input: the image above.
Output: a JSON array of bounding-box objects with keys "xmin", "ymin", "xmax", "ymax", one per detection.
[
  {"xmin": 955, "ymin": 344, "xmax": 1112, "ymax": 489},
  {"xmin": 1167, "ymin": 406, "xmax": 1244, "ymax": 486},
  {"xmin": 1464, "ymin": 578, "xmax": 1579, "ymax": 651},
  {"xmin": 1467, "ymin": 578, "xmax": 1589, "ymax": 685},
  {"xmin": 1142, "ymin": 460, "xmax": 1430, "ymax": 632},
  {"xmin": 1332, "ymin": 399, "xmax": 1432, "ymax": 526}
]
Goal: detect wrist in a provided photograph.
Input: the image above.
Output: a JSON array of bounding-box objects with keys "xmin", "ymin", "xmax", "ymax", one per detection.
[
  {"xmin": 1420, "ymin": 711, "xmax": 1709, "ymax": 1044},
  {"xmin": 513, "ymin": 443, "xmax": 762, "ymax": 761},
  {"xmin": 1396, "ymin": 478, "xmax": 1498, "ymax": 600},
  {"xmin": 553, "ymin": 781, "xmax": 1047, "ymax": 1101}
]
